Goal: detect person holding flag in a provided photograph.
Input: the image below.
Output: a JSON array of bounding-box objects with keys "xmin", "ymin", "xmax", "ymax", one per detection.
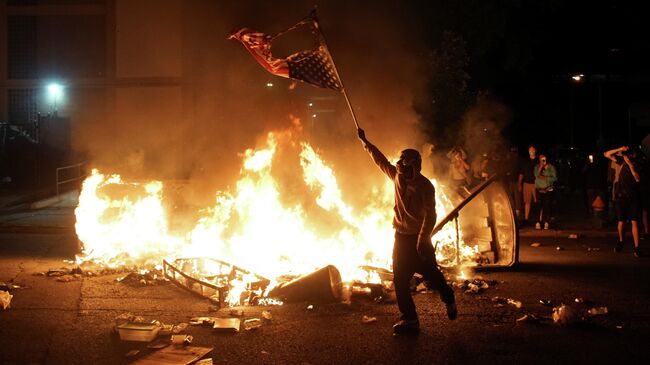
[{"xmin": 357, "ymin": 127, "xmax": 457, "ymax": 335}]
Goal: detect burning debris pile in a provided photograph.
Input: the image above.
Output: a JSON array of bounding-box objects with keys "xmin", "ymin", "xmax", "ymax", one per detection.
[{"xmin": 70, "ymin": 126, "xmax": 517, "ymax": 307}]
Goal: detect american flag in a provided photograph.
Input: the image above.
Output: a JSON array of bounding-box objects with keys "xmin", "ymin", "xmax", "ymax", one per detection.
[
  {"xmin": 287, "ymin": 46, "xmax": 342, "ymax": 91},
  {"xmin": 229, "ymin": 28, "xmax": 289, "ymax": 78},
  {"xmin": 230, "ymin": 25, "xmax": 342, "ymax": 91}
]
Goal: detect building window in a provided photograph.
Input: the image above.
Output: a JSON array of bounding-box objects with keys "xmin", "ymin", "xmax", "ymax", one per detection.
[
  {"xmin": 8, "ymin": 89, "xmax": 38, "ymax": 124},
  {"xmin": 7, "ymin": 16, "xmax": 38, "ymax": 79}
]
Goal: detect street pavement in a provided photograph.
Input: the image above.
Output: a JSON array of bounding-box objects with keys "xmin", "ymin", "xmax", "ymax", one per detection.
[{"xmin": 0, "ymin": 193, "xmax": 649, "ymax": 364}]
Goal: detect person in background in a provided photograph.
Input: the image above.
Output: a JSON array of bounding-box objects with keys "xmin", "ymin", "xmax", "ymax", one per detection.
[
  {"xmin": 447, "ymin": 146, "xmax": 471, "ymax": 197},
  {"xmin": 604, "ymin": 146, "xmax": 642, "ymax": 257},
  {"xmin": 518, "ymin": 145, "xmax": 538, "ymax": 225},
  {"xmin": 534, "ymin": 154, "xmax": 557, "ymax": 229}
]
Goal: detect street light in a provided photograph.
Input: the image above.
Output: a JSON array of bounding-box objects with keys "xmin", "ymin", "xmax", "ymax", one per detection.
[
  {"xmin": 571, "ymin": 74, "xmax": 584, "ymax": 82},
  {"xmin": 46, "ymin": 82, "xmax": 63, "ymax": 113}
]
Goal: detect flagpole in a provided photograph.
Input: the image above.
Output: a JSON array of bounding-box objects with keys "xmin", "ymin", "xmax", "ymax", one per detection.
[{"xmin": 310, "ymin": 11, "xmax": 361, "ymax": 130}]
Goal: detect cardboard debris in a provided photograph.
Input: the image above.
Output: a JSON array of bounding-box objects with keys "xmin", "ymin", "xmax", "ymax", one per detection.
[
  {"xmin": 130, "ymin": 345, "xmax": 213, "ymax": 365},
  {"xmin": 212, "ymin": 318, "xmax": 240, "ymax": 333}
]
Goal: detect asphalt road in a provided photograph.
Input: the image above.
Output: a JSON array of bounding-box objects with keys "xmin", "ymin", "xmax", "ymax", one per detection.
[{"xmin": 1, "ymin": 220, "xmax": 649, "ymax": 364}]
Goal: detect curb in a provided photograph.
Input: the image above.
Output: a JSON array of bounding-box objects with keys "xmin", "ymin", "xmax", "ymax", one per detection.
[{"xmin": 518, "ymin": 228, "xmax": 618, "ymax": 239}]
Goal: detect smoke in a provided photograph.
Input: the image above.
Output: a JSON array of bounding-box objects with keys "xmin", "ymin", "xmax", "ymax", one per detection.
[
  {"xmin": 73, "ymin": 0, "xmax": 434, "ymax": 209},
  {"xmin": 459, "ymin": 92, "xmax": 513, "ymax": 157}
]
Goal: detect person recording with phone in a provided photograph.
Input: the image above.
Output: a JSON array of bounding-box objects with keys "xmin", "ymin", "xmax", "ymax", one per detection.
[
  {"xmin": 534, "ymin": 154, "xmax": 557, "ymax": 230},
  {"xmin": 604, "ymin": 146, "xmax": 642, "ymax": 257}
]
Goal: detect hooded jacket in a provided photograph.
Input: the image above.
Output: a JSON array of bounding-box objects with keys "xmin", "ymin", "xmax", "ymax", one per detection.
[{"xmin": 363, "ymin": 141, "xmax": 437, "ymax": 242}]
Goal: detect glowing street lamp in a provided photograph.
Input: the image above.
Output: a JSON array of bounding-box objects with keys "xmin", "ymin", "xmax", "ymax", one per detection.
[
  {"xmin": 46, "ymin": 82, "xmax": 63, "ymax": 112},
  {"xmin": 571, "ymin": 74, "xmax": 584, "ymax": 82}
]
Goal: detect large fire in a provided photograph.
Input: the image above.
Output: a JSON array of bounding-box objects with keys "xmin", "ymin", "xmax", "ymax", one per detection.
[{"xmin": 74, "ymin": 125, "xmax": 481, "ymax": 302}]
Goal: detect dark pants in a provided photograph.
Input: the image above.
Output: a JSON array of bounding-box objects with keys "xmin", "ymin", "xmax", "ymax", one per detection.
[
  {"xmin": 393, "ymin": 232, "xmax": 455, "ymax": 321},
  {"xmin": 536, "ymin": 190, "xmax": 554, "ymax": 223}
]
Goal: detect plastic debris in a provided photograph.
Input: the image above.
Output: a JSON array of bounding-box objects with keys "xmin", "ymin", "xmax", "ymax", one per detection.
[
  {"xmin": 539, "ymin": 299, "xmax": 553, "ymax": 307},
  {"xmin": 530, "ymin": 243, "xmax": 542, "ymax": 247},
  {"xmin": 171, "ymin": 334, "xmax": 193, "ymax": 345},
  {"xmin": 261, "ymin": 310, "xmax": 272, "ymax": 321},
  {"xmin": 0, "ymin": 290, "xmax": 13, "ymax": 310},
  {"xmin": 243, "ymin": 318, "xmax": 263, "ymax": 330},
  {"xmin": 362, "ymin": 315, "xmax": 377, "ymax": 323},
  {"xmin": 0, "ymin": 282, "xmax": 21, "ymax": 291},
  {"xmin": 491, "ymin": 296, "xmax": 522, "ymax": 308},
  {"xmin": 556, "ymin": 246, "xmax": 564, "ymax": 251},
  {"xmin": 574, "ymin": 297, "xmax": 584, "ymax": 304},
  {"xmin": 552, "ymin": 304, "xmax": 581, "ymax": 325},
  {"xmin": 587, "ymin": 307, "xmax": 608, "ymax": 316},
  {"xmin": 516, "ymin": 314, "xmax": 541, "ymax": 323},
  {"xmin": 307, "ymin": 304, "xmax": 314, "ymax": 310},
  {"xmin": 125, "ymin": 349, "xmax": 140, "ymax": 357},
  {"xmin": 507, "ymin": 299, "xmax": 522, "ymax": 308},
  {"xmin": 568, "ymin": 234, "xmax": 579, "ymax": 239}
]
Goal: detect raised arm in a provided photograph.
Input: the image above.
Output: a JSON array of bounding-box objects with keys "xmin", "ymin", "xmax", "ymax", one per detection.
[
  {"xmin": 604, "ymin": 146, "xmax": 628, "ymax": 162},
  {"xmin": 357, "ymin": 128, "xmax": 397, "ymax": 179},
  {"xmin": 623, "ymin": 155, "xmax": 641, "ymax": 182}
]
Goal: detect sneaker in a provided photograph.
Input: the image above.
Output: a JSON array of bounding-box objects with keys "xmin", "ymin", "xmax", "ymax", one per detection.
[
  {"xmin": 446, "ymin": 302, "xmax": 458, "ymax": 320},
  {"xmin": 634, "ymin": 247, "xmax": 642, "ymax": 258},
  {"xmin": 615, "ymin": 241, "xmax": 623, "ymax": 253},
  {"xmin": 544, "ymin": 222, "xmax": 549, "ymax": 230},
  {"xmin": 535, "ymin": 222, "xmax": 541, "ymax": 230},
  {"xmin": 392, "ymin": 319, "xmax": 420, "ymax": 335}
]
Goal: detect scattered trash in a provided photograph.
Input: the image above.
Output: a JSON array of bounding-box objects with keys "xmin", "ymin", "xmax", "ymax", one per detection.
[
  {"xmin": 189, "ymin": 317, "xmax": 213, "ymax": 326},
  {"xmin": 261, "ymin": 310, "xmax": 272, "ymax": 321},
  {"xmin": 228, "ymin": 309, "xmax": 244, "ymax": 317},
  {"xmin": 212, "ymin": 318, "xmax": 241, "ymax": 333},
  {"xmin": 530, "ymin": 243, "xmax": 542, "ymax": 247},
  {"xmin": 56, "ymin": 275, "xmax": 79, "ymax": 282},
  {"xmin": 568, "ymin": 234, "xmax": 579, "ymax": 239},
  {"xmin": 0, "ymin": 290, "xmax": 13, "ymax": 310},
  {"xmin": 507, "ymin": 299, "xmax": 522, "ymax": 308},
  {"xmin": 130, "ymin": 345, "xmax": 213, "ymax": 365},
  {"xmin": 539, "ymin": 299, "xmax": 553, "ymax": 307},
  {"xmin": 0, "ymin": 282, "xmax": 21, "ymax": 291},
  {"xmin": 362, "ymin": 315, "xmax": 377, "ymax": 324},
  {"xmin": 574, "ymin": 297, "xmax": 584, "ymax": 304},
  {"xmin": 125, "ymin": 349, "xmax": 140, "ymax": 357},
  {"xmin": 516, "ymin": 314, "xmax": 541, "ymax": 323},
  {"xmin": 115, "ymin": 313, "xmax": 145, "ymax": 326},
  {"xmin": 454, "ymin": 277, "xmax": 495, "ymax": 294},
  {"xmin": 306, "ymin": 304, "xmax": 314, "ymax": 310},
  {"xmin": 171, "ymin": 334, "xmax": 193, "ymax": 345},
  {"xmin": 615, "ymin": 322, "xmax": 625, "ymax": 330},
  {"xmin": 243, "ymin": 318, "xmax": 263, "ymax": 330},
  {"xmin": 491, "ymin": 296, "xmax": 522, "ymax": 308},
  {"xmin": 46, "ymin": 269, "xmax": 67, "ymax": 277},
  {"xmin": 556, "ymin": 246, "xmax": 564, "ymax": 251},
  {"xmin": 117, "ymin": 270, "xmax": 168, "ymax": 286},
  {"xmin": 552, "ymin": 304, "xmax": 581, "ymax": 325},
  {"xmin": 116, "ymin": 322, "xmax": 161, "ymax": 342},
  {"xmin": 587, "ymin": 307, "xmax": 608, "ymax": 316}
]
